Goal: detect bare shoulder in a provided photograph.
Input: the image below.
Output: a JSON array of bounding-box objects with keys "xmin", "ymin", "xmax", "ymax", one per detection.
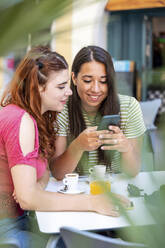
[{"xmin": 21, "ymin": 112, "xmax": 35, "ymax": 127}]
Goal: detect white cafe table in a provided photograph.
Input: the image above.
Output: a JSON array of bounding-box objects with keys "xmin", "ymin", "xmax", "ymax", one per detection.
[{"xmin": 36, "ymin": 171, "xmax": 165, "ymax": 234}]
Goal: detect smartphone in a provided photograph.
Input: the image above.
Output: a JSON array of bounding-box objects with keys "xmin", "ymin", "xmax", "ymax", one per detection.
[{"xmin": 97, "ymin": 114, "xmax": 120, "ymax": 131}]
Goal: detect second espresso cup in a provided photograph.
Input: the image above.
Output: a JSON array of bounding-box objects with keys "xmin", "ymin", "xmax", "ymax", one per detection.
[
  {"xmin": 63, "ymin": 173, "xmax": 79, "ymax": 192},
  {"xmin": 89, "ymin": 165, "xmax": 106, "ymax": 178}
]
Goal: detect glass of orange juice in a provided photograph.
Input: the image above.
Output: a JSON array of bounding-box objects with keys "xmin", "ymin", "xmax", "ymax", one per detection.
[{"xmin": 90, "ymin": 180, "xmax": 111, "ymax": 195}]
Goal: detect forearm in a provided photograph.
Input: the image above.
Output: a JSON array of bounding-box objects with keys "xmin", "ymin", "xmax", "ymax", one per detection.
[
  {"xmin": 12, "ymin": 165, "xmax": 129, "ymax": 216},
  {"xmin": 121, "ymin": 145, "xmax": 141, "ymax": 177},
  {"xmin": 19, "ymin": 186, "xmax": 92, "ymax": 212},
  {"xmin": 19, "ymin": 186, "xmax": 124, "ymax": 217},
  {"xmin": 50, "ymin": 139, "xmax": 84, "ymax": 180}
]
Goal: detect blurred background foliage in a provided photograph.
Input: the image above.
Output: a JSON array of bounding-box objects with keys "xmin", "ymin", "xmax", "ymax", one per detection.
[
  {"xmin": 119, "ymin": 185, "xmax": 165, "ymax": 248},
  {"xmin": 0, "ymin": 0, "xmax": 98, "ymax": 57}
]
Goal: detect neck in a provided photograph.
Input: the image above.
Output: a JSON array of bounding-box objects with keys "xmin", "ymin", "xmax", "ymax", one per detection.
[
  {"xmin": 82, "ymin": 105, "xmax": 99, "ymax": 116},
  {"xmin": 82, "ymin": 108, "xmax": 97, "ymax": 116}
]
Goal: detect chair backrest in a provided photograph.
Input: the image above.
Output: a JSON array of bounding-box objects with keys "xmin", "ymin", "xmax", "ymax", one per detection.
[
  {"xmin": 60, "ymin": 227, "xmax": 146, "ymax": 248},
  {"xmin": 0, "ymin": 237, "xmax": 20, "ymax": 248},
  {"xmin": 140, "ymin": 99, "xmax": 161, "ymax": 130},
  {"xmin": 140, "ymin": 99, "xmax": 162, "ymax": 171}
]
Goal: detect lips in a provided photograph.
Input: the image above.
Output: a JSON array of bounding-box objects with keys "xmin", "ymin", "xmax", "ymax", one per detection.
[
  {"xmin": 61, "ymin": 99, "xmax": 67, "ymax": 105},
  {"xmin": 87, "ymin": 94, "xmax": 101, "ymax": 102}
]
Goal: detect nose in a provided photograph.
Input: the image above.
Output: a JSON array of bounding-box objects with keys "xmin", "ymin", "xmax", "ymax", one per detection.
[
  {"xmin": 65, "ymin": 85, "xmax": 72, "ymax": 96},
  {"xmin": 91, "ymin": 81, "xmax": 100, "ymax": 93}
]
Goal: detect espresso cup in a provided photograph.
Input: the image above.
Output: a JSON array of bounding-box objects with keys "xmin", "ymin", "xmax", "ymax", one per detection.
[
  {"xmin": 89, "ymin": 165, "xmax": 106, "ymax": 178},
  {"xmin": 63, "ymin": 173, "xmax": 79, "ymax": 192}
]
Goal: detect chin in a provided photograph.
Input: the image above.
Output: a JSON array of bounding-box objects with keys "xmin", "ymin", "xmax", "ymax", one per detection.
[
  {"xmin": 56, "ymin": 107, "xmax": 64, "ymax": 112},
  {"xmin": 49, "ymin": 104, "xmax": 64, "ymax": 112},
  {"xmin": 88, "ymin": 102, "xmax": 101, "ymax": 107}
]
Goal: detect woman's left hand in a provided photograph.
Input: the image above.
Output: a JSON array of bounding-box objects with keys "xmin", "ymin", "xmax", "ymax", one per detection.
[{"xmin": 99, "ymin": 125, "xmax": 132, "ymax": 153}]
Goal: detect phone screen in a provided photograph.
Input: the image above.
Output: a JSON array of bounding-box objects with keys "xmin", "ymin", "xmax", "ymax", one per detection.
[{"xmin": 97, "ymin": 114, "xmax": 120, "ymax": 131}]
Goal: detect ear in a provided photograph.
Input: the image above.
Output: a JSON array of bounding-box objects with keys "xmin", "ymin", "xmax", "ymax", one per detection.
[{"xmin": 71, "ymin": 72, "xmax": 77, "ymax": 86}]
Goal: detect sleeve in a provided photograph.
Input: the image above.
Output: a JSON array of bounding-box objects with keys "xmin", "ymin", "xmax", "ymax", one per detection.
[
  {"xmin": 56, "ymin": 104, "xmax": 69, "ymax": 136},
  {"xmin": 123, "ymin": 97, "xmax": 146, "ymax": 138},
  {"xmin": 4, "ymin": 114, "xmax": 41, "ymax": 169}
]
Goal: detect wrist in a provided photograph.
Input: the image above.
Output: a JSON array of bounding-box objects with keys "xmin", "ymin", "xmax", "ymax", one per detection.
[
  {"xmin": 122, "ymin": 142, "xmax": 133, "ymax": 153},
  {"xmin": 72, "ymin": 138, "xmax": 84, "ymax": 153}
]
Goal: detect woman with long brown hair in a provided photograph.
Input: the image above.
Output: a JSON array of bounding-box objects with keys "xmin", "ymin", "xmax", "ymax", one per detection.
[
  {"xmin": 0, "ymin": 46, "xmax": 130, "ymax": 247},
  {"xmin": 50, "ymin": 46, "xmax": 146, "ymax": 179}
]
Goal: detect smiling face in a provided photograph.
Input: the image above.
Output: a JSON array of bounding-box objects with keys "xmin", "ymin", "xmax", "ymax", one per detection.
[
  {"xmin": 72, "ymin": 60, "xmax": 108, "ymax": 114},
  {"xmin": 39, "ymin": 69, "xmax": 72, "ymax": 114}
]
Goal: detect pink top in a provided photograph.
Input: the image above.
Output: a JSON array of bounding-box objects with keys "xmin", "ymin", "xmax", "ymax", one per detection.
[{"xmin": 0, "ymin": 104, "xmax": 47, "ymax": 219}]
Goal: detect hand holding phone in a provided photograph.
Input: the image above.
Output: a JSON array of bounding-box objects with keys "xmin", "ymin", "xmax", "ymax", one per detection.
[{"xmin": 97, "ymin": 114, "xmax": 120, "ymax": 131}]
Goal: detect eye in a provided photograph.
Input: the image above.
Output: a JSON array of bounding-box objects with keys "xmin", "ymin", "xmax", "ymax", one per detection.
[
  {"xmin": 57, "ymin": 82, "xmax": 67, "ymax": 89},
  {"xmin": 100, "ymin": 80, "xmax": 107, "ymax": 84},
  {"xmin": 58, "ymin": 86, "xmax": 65, "ymax": 89},
  {"xmin": 83, "ymin": 80, "xmax": 92, "ymax": 83}
]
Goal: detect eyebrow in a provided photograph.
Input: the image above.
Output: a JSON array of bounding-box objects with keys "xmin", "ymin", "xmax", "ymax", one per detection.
[
  {"xmin": 82, "ymin": 75, "xmax": 107, "ymax": 79},
  {"xmin": 57, "ymin": 81, "xmax": 68, "ymax": 85}
]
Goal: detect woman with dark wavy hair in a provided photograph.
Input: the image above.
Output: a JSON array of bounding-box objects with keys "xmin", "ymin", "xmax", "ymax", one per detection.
[
  {"xmin": 0, "ymin": 46, "xmax": 128, "ymax": 247},
  {"xmin": 51, "ymin": 45, "xmax": 146, "ymax": 179}
]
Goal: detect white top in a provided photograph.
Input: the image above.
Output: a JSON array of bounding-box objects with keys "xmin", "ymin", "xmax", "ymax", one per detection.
[{"xmin": 36, "ymin": 171, "xmax": 165, "ymax": 234}]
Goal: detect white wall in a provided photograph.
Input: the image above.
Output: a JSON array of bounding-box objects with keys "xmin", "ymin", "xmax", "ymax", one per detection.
[
  {"xmin": 50, "ymin": 0, "xmax": 108, "ymax": 67},
  {"xmin": 72, "ymin": 0, "xmax": 108, "ymax": 59}
]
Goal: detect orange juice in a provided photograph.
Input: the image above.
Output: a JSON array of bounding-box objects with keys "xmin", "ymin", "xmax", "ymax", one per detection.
[{"xmin": 90, "ymin": 180, "xmax": 111, "ymax": 195}]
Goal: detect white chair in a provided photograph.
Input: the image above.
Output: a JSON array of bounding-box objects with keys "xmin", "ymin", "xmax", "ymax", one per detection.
[
  {"xmin": 140, "ymin": 99, "xmax": 161, "ymax": 131},
  {"xmin": 46, "ymin": 235, "xmax": 65, "ymax": 248},
  {"xmin": 60, "ymin": 226, "xmax": 147, "ymax": 248},
  {"xmin": 140, "ymin": 99, "xmax": 162, "ymax": 170}
]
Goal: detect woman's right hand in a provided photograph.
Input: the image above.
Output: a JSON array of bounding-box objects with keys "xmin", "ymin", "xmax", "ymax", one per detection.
[
  {"xmin": 90, "ymin": 193, "xmax": 131, "ymax": 217},
  {"xmin": 75, "ymin": 127, "xmax": 109, "ymax": 152}
]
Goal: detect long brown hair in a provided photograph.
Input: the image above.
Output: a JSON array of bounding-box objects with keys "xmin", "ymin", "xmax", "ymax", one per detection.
[
  {"xmin": 68, "ymin": 45, "xmax": 120, "ymax": 165},
  {"xmin": 0, "ymin": 45, "xmax": 68, "ymax": 160}
]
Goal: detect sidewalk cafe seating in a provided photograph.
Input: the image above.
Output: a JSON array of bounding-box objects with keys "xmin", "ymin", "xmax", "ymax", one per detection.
[
  {"xmin": 140, "ymin": 99, "xmax": 162, "ymax": 171},
  {"xmin": 60, "ymin": 226, "xmax": 147, "ymax": 248}
]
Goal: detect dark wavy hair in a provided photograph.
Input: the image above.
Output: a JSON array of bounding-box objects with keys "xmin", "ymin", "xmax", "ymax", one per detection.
[
  {"xmin": 0, "ymin": 45, "xmax": 68, "ymax": 160},
  {"xmin": 68, "ymin": 45, "xmax": 120, "ymax": 165}
]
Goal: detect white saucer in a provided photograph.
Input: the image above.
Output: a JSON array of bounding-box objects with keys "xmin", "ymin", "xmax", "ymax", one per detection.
[{"xmin": 57, "ymin": 187, "xmax": 85, "ymax": 195}]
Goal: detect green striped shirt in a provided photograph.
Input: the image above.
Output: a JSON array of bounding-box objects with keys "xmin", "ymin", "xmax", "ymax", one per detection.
[{"xmin": 56, "ymin": 94, "xmax": 146, "ymax": 175}]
